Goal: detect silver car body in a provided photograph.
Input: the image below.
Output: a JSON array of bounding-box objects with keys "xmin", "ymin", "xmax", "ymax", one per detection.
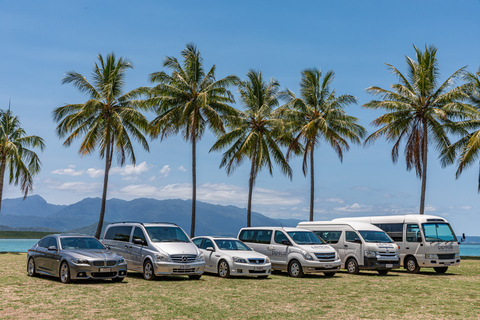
[
  {"xmin": 102, "ymin": 222, "xmax": 205, "ymax": 277},
  {"xmin": 192, "ymin": 236, "xmax": 272, "ymax": 277},
  {"xmin": 27, "ymin": 234, "xmax": 127, "ymax": 282}
]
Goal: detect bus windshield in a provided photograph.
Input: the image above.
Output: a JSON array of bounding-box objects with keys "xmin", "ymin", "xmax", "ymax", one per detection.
[
  {"xmin": 422, "ymin": 223, "xmax": 456, "ymax": 242},
  {"xmin": 358, "ymin": 230, "xmax": 394, "ymax": 243}
]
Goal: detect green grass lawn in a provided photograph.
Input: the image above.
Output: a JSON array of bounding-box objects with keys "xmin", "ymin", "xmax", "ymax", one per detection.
[{"xmin": 1, "ymin": 253, "xmax": 479, "ymax": 319}]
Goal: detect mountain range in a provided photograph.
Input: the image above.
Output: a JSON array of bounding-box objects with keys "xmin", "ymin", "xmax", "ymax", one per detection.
[{"xmin": 0, "ymin": 195, "xmax": 301, "ymax": 237}]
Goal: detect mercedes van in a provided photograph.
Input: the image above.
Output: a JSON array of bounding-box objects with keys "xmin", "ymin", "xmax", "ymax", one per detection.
[
  {"xmin": 103, "ymin": 222, "xmax": 205, "ymax": 280},
  {"xmin": 297, "ymin": 221, "xmax": 399, "ymax": 275},
  {"xmin": 334, "ymin": 215, "xmax": 461, "ymax": 273},
  {"xmin": 237, "ymin": 227, "xmax": 341, "ymax": 277}
]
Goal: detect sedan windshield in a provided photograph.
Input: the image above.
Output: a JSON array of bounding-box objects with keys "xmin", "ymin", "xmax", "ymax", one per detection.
[
  {"xmin": 422, "ymin": 223, "xmax": 456, "ymax": 242},
  {"xmin": 60, "ymin": 237, "xmax": 105, "ymax": 250},
  {"xmin": 215, "ymin": 239, "xmax": 251, "ymax": 251},
  {"xmin": 145, "ymin": 226, "xmax": 190, "ymax": 243},
  {"xmin": 358, "ymin": 231, "xmax": 394, "ymax": 243},
  {"xmin": 287, "ymin": 231, "xmax": 325, "ymax": 245}
]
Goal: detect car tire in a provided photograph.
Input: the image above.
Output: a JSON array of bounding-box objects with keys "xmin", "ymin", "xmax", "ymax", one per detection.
[
  {"xmin": 324, "ymin": 272, "xmax": 335, "ymax": 277},
  {"xmin": 405, "ymin": 257, "xmax": 420, "ymax": 274},
  {"xmin": 434, "ymin": 267, "xmax": 448, "ymax": 274},
  {"xmin": 257, "ymin": 275, "xmax": 269, "ymax": 279},
  {"xmin": 188, "ymin": 275, "xmax": 202, "ymax": 280},
  {"xmin": 60, "ymin": 261, "xmax": 71, "ymax": 284},
  {"xmin": 346, "ymin": 258, "xmax": 359, "ymax": 274},
  {"xmin": 288, "ymin": 259, "xmax": 304, "ymax": 278},
  {"xmin": 143, "ymin": 260, "xmax": 157, "ymax": 280},
  {"xmin": 27, "ymin": 257, "xmax": 37, "ymax": 277},
  {"xmin": 112, "ymin": 277, "xmax": 124, "ymax": 282},
  {"xmin": 218, "ymin": 260, "xmax": 230, "ymax": 278},
  {"xmin": 378, "ymin": 270, "xmax": 389, "ymax": 275}
]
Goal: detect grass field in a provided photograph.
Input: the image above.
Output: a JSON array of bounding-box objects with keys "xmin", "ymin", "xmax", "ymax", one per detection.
[{"xmin": 1, "ymin": 253, "xmax": 479, "ymax": 319}]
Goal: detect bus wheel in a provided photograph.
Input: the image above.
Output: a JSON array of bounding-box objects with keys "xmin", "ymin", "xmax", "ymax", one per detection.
[
  {"xmin": 346, "ymin": 258, "xmax": 359, "ymax": 274},
  {"xmin": 434, "ymin": 267, "xmax": 448, "ymax": 274},
  {"xmin": 405, "ymin": 257, "xmax": 420, "ymax": 274}
]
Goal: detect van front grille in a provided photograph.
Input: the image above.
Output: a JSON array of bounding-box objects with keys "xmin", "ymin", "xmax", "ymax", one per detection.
[
  {"xmin": 438, "ymin": 254, "xmax": 455, "ymax": 260},
  {"xmin": 315, "ymin": 253, "xmax": 336, "ymax": 261},
  {"xmin": 171, "ymin": 254, "xmax": 197, "ymax": 263}
]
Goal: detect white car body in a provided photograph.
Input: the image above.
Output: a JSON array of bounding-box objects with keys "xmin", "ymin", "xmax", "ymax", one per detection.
[{"xmin": 192, "ymin": 236, "xmax": 271, "ymax": 278}]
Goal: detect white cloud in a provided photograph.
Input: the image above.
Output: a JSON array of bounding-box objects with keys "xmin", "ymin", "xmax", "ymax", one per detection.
[
  {"xmin": 325, "ymin": 198, "xmax": 345, "ymax": 204},
  {"xmin": 352, "ymin": 186, "xmax": 372, "ymax": 191},
  {"xmin": 110, "ymin": 161, "xmax": 150, "ymax": 176},
  {"xmin": 50, "ymin": 181, "xmax": 102, "ymax": 193},
  {"xmin": 334, "ymin": 203, "xmax": 373, "ymax": 213},
  {"xmin": 459, "ymin": 206, "xmax": 472, "ymax": 211},
  {"xmin": 178, "ymin": 165, "xmax": 187, "ymax": 172},
  {"xmin": 159, "ymin": 165, "xmax": 171, "ymax": 177},
  {"xmin": 51, "ymin": 167, "xmax": 84, "ymax": 176},
  {"xmin": 86, "ymin": 168, "xmax": 104, "ymax": 178},
  {"xmin": 383, "ymin": 192, "xmax": 411, "ymax": 198}
]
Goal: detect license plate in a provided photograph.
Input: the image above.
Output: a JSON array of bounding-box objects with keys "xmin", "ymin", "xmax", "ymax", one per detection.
[
  {"xmin": 254, "ymin": 267, "xmax": 264, "ymax": 271},
  {"xmin": 180, "ymin": 265, "xmax": 191, "ymax": 269},
  {"xmin": 99, "ymin": 268, "xmax": 111, "ymax": 272},
  {"xmin": 444, "ymin": 263, "xmax": 451, "ymax": 266},
  {"xmin": 386, "ymin": 264, "xmax": 393, "ymax": 268},
  {"xmin": 325, "ymin": 264, "xmax": 333, "ymax": 268}
]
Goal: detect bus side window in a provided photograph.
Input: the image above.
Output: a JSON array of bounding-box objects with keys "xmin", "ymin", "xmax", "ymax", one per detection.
[{"xmin": 406, "ymin": 224, "xmax": 421, "ymax": 242}]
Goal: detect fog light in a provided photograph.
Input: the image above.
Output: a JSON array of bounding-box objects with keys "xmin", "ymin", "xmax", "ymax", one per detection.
[{"xmin": 237, "ymin": 269, "xmax": 243, "ymax": 273}]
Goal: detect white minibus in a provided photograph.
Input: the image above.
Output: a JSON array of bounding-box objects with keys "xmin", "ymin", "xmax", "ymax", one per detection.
[
  {"xmin": 297, "ymin": 221, "xmax": 399, "ymax": 275},
  {"xmin": 334, "ymin": 215, "xmax": 460, "ymax": 273}
]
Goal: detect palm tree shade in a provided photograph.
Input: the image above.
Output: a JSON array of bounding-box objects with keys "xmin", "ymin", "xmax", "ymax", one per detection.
[
  {"xmin": 53, "ymin": 53, "xmax": 149, "ymax": 239},
  {"xmin": 210, "ymin": 70, "xmax": 292, "ymax": 227},
  {"xmin": 148, "ymin": 43, "xmax": 237, "ymax": 237},
  {"xmin": 276, "ymin": 69, "xmax": 365, "ymax": 221},
  {"xmin": 0, "ymin": 108, "xmax": 45, "ymax": 213}
]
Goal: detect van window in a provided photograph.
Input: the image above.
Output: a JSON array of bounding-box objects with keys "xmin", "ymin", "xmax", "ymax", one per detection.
[
  {"xmin": 374, "ymin": 223, "xmax": 403, "ymax": 242},
  {"xmin": 145, "ymin": 226, "xmax": 190, "ymax": 243},
  {"xmin": 132, "ymin": 227, "xmax": 146, "ymax": 243},
  {"xmin": 274, "ymin": 231, "xmax": 289, "ymax": 244},
  {"xmin": 345, "ymin": 231, "xmax": 359, "ymax": 242},
  {"xmin": 239, "ymin": 230, "xmax": 272, "ymax": 244},
  {"xmin": 406, "ymin": 224, "xmax": 421, "ymax": 242},
  {"xmin": 314, "ymin": 231, "xmax": 341, "ymax": 244},
  {"xmin": 104, "ymin": 226, "xmax": 133, "ymax": 242}
]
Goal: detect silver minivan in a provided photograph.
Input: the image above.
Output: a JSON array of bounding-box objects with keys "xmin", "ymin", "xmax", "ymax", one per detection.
[{"xmin": 102, "ymin": 222, "xmax": 205, "ymax": 280}]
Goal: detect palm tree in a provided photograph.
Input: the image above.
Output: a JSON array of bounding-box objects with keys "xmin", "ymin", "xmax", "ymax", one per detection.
[
  {"xmin": 275, "ymin": 69, "xmax": 365, "ymax": 221},
  {"xmin": 53, "ymin": 53, "xmax": 150, "ymax": 239},
  {"xmin": 441, "ymin": 67, "xmax": 480, "ymax": 190},
  {"xmin": 0, "ymin": 108, "xmax": 45, "ymax": 212},
  {"xmin": 147, "ymin": 43, "xmax": 237, "ymax": 237},
  {"xmin": 363, "ymin": 45, "xmax": 473, "ymax": 214},
  {"xmin": 210, "ymin": 70, "xmax": 292, "ymax": 227}
]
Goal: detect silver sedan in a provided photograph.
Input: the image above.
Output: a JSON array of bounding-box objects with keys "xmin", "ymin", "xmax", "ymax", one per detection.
[{"xmin": 27, "ymin": 234, "xmax": 127, "ymax": 284}]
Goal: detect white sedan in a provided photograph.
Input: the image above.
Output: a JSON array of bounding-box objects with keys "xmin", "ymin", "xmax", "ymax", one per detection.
[{"xmin": 192, "ymin": 236, "xmax": 271, "ymax": 278}]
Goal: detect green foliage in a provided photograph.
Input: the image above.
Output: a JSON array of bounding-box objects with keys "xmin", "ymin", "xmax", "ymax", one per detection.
[{"xmin": 0, "ymin": 231, "xmax": 56, "ymax": 239}]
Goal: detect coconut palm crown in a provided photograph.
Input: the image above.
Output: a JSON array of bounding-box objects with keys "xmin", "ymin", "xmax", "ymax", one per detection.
[
  {"xmin": 0, "ymin": 108, "xmax": 45, "ymax": 212},
  {"xmin": 363, "ymin": 45, "xmax": 474, "ymax": 214},
  {"xmin": 147, "ymin": 43, "xmax": 238, "ymax": 237},
  {"xmin": 275, "ymin": 68, "xmax": 365, "ymax": 221},
  {"xmin": 210, "ymin": 69, "xmax": 292, "ymax": 227},
  {"xmin": 53, "ymin": 53, "xmax": 150, "ymax": 239}
]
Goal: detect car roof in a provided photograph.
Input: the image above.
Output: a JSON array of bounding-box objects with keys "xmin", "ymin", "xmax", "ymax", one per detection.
[
  {"xmin": 192, "ymin": 236, "xmax": 238, "ymax": 241},
  {"xmin": 107, "ymin": 221, "xmax": 178, "ymax": 227},
  {"xmin": 240, "ymin": 227, "xmax": 310, "ymax": 232}
]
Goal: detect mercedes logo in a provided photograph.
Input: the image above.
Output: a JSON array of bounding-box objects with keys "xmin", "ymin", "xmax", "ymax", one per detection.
[{"xmin": 182, "ymin": 256, "xmax": 188, "ymax": 262}]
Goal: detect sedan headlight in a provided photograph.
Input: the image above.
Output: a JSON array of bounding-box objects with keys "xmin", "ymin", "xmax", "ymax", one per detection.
[
  {"xmin": 118, "ymin": 258, "xmax": 126, "ymax": 265},
  {"xmin": 365, "ymin": 251, "xmax": 376, "ymax": 258},
  {"xmin": 71, "ymin": 258, "xmax": 90, "ymax": 265},
  {"xmin": 197, "ymin": 253, "xmax": 205, "ymax": 262},
  {"xmin": 302, "ymin": 250, "xmax": 314, "ymax": 261},
  {"xmin": 233, "ymin": 257, "xmax": 247, "ymax": 263},
  {"xmin": 425, "ymin": 254, "xmax": 439, "ymax": 259},
  {"xmin": 155, "ymin": 253, "xmax": 170, "ymax": 262}
]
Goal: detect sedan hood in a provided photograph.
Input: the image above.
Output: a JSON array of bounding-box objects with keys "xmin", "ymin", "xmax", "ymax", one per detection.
[
  {"xmin": 222, "ymin": 250, "xmax": 267, "ymax": 259},
  {"xmin": 152, "ymin": 242, "xmax": 199, "ymax": 255},
  {"xmin": 65, "ymin": 250, "xmax": 121, "ymax": 260}
]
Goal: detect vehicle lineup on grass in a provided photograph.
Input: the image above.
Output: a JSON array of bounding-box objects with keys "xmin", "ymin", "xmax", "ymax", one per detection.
[
  {"xmin": 102, "ymin": 222, "xmax": 205, "ymax": 280},
  {"xmin": 297, "ymin": 221, "xmax": 399, "ymax": 275},
  {"xmin": 238, "ymin": 227, "xmax": 341, "ymax": 278},
  {"xmin": 27, "ymin": 234, "xmax": 127, "ymax": 284},
  {"xmin": 334, "ymin": 215, "xmax": 461, "ymax": 273},
  {"xmin": 192, "ymin": 236, "xmax": 272, "ymax": 278}
]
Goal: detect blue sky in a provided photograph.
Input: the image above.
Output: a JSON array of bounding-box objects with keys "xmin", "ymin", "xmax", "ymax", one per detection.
[{"xmin": 1, "ymin": 1, "xmax": 480, "ymax": 235}]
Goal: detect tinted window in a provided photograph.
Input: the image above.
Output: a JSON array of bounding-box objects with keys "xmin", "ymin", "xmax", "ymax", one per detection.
[
  {"xmin": 145, "ymin": 226, "xmax": 190, "ymax": 243},
  {"xmin": 192, "ymin": 238, "xmax": 203, "ymax": 248},
  {"xmin": 215, "ymin": 239, "xmax": 251, "ymax": 251},
  {"xmin": 314, "ymin": 231, "xmax": 342, "ymax": 244},
  {"xmin": 374, "ymin": 223, "xmax": 403, "ymax": 242},
  {"xmin": 287, "ymin": 231, "xmax": 325, "ymax": 245},
  {"xmin": 104, "ymin": 226, "xmax": 133, "ymax": 242},
  {"xmin": 202, "ymin": 239, "xmax": 214, "ymax": 249},
  {"xmin": 345, "ymin": 231, "xmax": 359, "ymax": 242},
  {"xmin": 132, "ymin": 227, "xmax": 146, "ymax": 243},
  {"xmin": 422, "ymin": 223, "xmax": 456, "ymax": 242},
  {"xmin": 358, "ymin": 230, "xmax": 393, "ymax": 243},
  {"xmin": 40, "ymin": 237, "xmax": 53, "ymax": 248},
  {"xmin": 37, "ymin": 237, "xmax": 47, "ymax": 248},
  {"xmin": 60, "ymin": 237, "xmax": 105, "ymax": 250},
  {"xmin": 239, "ymin": 230, "xmax": 272, "ymax": 244},
  {"xmin": 274, "ymin": 231, "xmax": 289, "ymax": 244},
  {"xmin": 406, "ymin": 224, "xmax": 421, "ymax": 242},
  {"xmin": 47, "ymin": 237, "xmax": 58, "ymax": 248}
]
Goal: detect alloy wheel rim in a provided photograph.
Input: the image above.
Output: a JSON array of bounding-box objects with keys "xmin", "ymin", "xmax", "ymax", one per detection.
[
  {"xmin": 290, "ymin": 262, "xmax": 300, "ymax": 276},
  {"xmin": 145, "ymin": 263, "xmax": 153, "ymax": 279},
  {"xmin": 28, "ymin": 259, "xmax": 34, "ymax": 275},
  {"xmin": 219, "ymin": 262, "xmax": 228, "ymax": 277},
  {"xmin": 61, "ymin": 264, "xmax": 68, "ymax": 282},
  {"xmin": 348, "ymin": 261, "xmax": 356, "ymax": 273},
  {"xmin": 407, "ymin": 260, "xmax": 416, "ymax": 271}
]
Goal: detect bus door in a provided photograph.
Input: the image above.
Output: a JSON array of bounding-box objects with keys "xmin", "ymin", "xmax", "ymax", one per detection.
[{"xmin": 404, "ymin": 223, "xmax": 424, "ymax": 264}]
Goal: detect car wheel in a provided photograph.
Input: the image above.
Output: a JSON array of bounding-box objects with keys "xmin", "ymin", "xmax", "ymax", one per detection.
[
  {"xmin": 346, "ymin": 258, "xmax": 359, "ymax": 274},
  {"xmin": 112, "ymin": 277, "xmax": 124, "ymax": 282},
  {"xmin": 405, "ymin": 257, "xmax": 420, "ymax": 274},
  {"xmin": 434, "ymin": 267, "xmax": 448, "ymax": 274},
  {"xmin": 288, "ymin": 259, "xmax": 304, "ymax": 278},
  {"xmin": 27, "ymin": 258, "xmax": 37, "ymax": 277},
  {"xmin": 218, "ymin": 260, "xmax": 230, "ymax": 278},
  {"xmin": 378, "ymin": 270, "xmax": 389, "ymax": 275},
  {"xmin": 324, "ymin": 272, "xmax": 335, "ymax": 277},
  {"xmin": 143, "ymin": 260, "xmax": 157, "ymax": 280},
  {"xmin": 60, "ymin": 262, "xmax": 71, "ymax": 284},
  {"xmin": 188, "ymin": 275, "xmax": 201, "ymax": 280}
]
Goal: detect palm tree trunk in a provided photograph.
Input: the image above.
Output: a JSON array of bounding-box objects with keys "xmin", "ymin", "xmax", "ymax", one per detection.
[
  {"xmin": 310, "ymin": 148, "xmax": 315, "ymax": 221},
  {"xmin": 419, "ymin": 119, "xmax": 428, "ymax": 215},
  {"xmin": 0, "ymin": 156, "xmax": 6, "ymax": 213},
  {"xmin": 95, "ymin": 138, "xmax": 113, "ymax": 239},
  {"xmin": 247, "ymin": 146, "xmax": 257, "ymax": 227},
  {"xmin": 190, "ymin": 134, "xmax": 197, "ymax": 237}
]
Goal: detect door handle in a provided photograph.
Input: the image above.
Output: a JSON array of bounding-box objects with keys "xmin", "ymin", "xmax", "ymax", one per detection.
[
  {"xmin": 344, "ymin": 245, "xmax": 348, "ymax": 247},
  {"xmin": 125, "ymin": 245, "xmax": 132, "ymax": 249},
  {"xmin": 406, "ymin": 247, "xmax": 409, "ymax": 249}
]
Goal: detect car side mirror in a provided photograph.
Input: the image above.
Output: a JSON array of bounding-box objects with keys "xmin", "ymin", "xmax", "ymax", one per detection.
[
  {"xmin": 47, "ymin": 246, "xmax": 57, "ymax": 251},
  {"xmin": 417, "ymin": 235, "xmax": 422, "ymax": 242},
  {"xmin": 354, "ymin": 238, "xmax": 362, "ymax": 244},
  {"xmin": 133, "ymin": 238, "xmax": 146, "ymax": 246},
  {"xmin": 105, "ymin": 245, "xmax": 111, "ymax": 250},
  {"xmin": 206, "ymin": 247, "xmax": 215, "ymax": 252},
  {"xmin": 281, "ymin": 239, "xmax": 292, "ymax": 246}
]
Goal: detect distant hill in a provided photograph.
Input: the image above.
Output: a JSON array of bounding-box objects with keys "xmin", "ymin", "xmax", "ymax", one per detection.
[
  {"xmin": 1, "ymin": 194, "xmax": 65, "ymax": 217},
  {"xmin": 0, "ymin": 196, "xmax": 301, "ymax": 237}
]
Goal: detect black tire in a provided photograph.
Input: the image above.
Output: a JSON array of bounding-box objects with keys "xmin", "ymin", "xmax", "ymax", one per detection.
[
  {"xmin": 218, "ymin": 260, "xmax": 230, "ymax": 278},
  {"xmin": 60, "ymin": 261, "xmax": 71, "ymax": 284},
  {"xmin": 112, "ymin": 277, "xmax": 124, "ymax": 282},
  {"xmin": 324, "ymin": 272, "xmax": 335, "ymax": 277},
  {"xmin": 404, "ymin": 256, "xmax": 420, "ymax": 274},
  {"xmin": 346, "ymin": 258, "xmax": 359, "ymax": 275},
  {"xmin": 257, "ymin": 275, "xmax": 269, "ymax": 279},
  {"xmin": 189, "ymin": 275, "xmax": 202, "ymax": 280},
  {"xmin": 434, "ymin": 267, "xmax": 448, "ymax": 274},
  {"xmin": 27, "ymin": 257, "xmax": 37, "ymax": 277},
  {"xmin": 378, "ymin": 270, "xmax": 389, "ymax": 275},
  {"xmin": 288, "ymin": 259, "xmax": 304, "ymax": 278},
  {"xmin": 143, "ymin": 260, "xmax": 157, "ymax": 280}
]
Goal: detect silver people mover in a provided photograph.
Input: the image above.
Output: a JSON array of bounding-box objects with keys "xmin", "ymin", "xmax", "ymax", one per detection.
[{"xmin": 102, "ymin": 222, "xmax": 205, "ymax": 280}]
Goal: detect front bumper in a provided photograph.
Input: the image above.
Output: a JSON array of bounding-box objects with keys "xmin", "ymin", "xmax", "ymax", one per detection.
[
  {"xmin": 69, "ymin": 263, "xmax": 127, "ymax": 280},
  {"xmin": 154, "ymin": 261, "xmax": 205, "ymax": 275},
  {"xmin": 230, "ymin": 262, "xmax": 271, "ymax": 277},
  {"xmin": 303, "ymin": 259, "xmax": 342, "ymax": 274},
  {"xmin": 363, "ymin": 257, "xmax": 400, "ymax": 270}
]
